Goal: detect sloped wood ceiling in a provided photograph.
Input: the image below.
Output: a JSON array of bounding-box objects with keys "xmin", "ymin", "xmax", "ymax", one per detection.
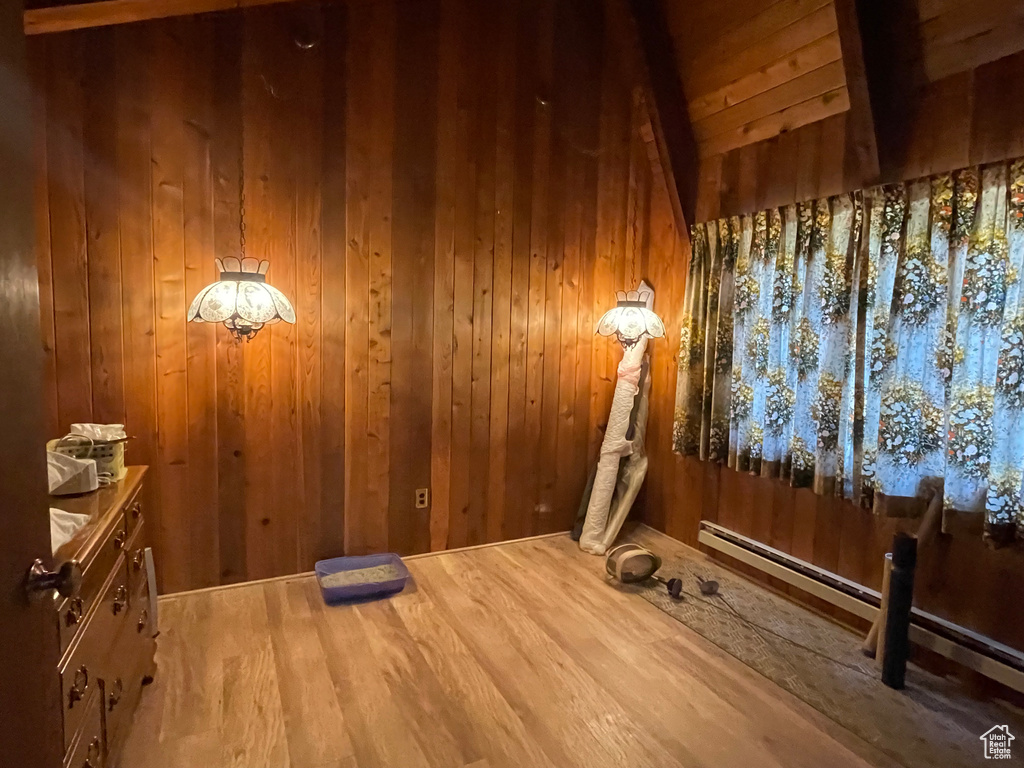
[
  {"xmin": 663, "ymin": 0, "xmax": 849, "ymax": 157},
  {"xmin": 918, "ymin": 0, "xmax": 1024, "ymax": 81}
]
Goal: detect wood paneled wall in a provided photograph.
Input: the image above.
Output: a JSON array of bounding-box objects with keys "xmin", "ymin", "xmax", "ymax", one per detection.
[
  {"xmin": 662, "ymin": 0, "xmax": 849, "ymax": 157},
  {"xmin": 32, "ymin": 0, "xmax": 688, "ymax": 593},
  {"xmin": 643, "ymin": 50, "xmax": 1024, "ymax": 652},
  {"xmin": 918, "ymin": 0, "xmax": 1024, "ymax": 82}
]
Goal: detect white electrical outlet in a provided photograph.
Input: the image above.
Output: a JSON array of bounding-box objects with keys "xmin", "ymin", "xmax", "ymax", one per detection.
[{"xmin": 415, "ymin": 488, "xmax": 429, "ymax": 509}]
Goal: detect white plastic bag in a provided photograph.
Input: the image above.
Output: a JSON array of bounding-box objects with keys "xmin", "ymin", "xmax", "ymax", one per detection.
[{"xmin": 69, "ymin": 423, "xmax": 127, "ymax": 441}]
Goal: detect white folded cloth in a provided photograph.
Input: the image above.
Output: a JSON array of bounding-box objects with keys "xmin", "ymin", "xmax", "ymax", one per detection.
[{"xmin": 50, "ymin": 508, "xmax": 91, "ymax": 554}]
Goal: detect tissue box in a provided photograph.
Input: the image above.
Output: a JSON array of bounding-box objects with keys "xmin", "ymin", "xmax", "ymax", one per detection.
[{"xmin": 47, "ymin": 452, "xmax": 99, "ymax": 495}]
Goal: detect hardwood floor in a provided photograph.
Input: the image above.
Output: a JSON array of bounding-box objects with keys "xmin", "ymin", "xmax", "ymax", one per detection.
[{"xmin": 121, "ymin": 526, "xmax": 899, "ymax": 768}]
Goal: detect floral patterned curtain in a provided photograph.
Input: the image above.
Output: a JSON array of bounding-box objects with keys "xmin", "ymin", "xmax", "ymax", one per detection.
[{"xmin": 673, "ymin": 158, "xmax": 1024, "ymax": 547}]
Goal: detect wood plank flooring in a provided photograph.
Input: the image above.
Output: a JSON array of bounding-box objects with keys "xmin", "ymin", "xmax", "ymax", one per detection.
[{"xmin": 121, "ymin": 526, "xmax": 899, "ymax": 768}]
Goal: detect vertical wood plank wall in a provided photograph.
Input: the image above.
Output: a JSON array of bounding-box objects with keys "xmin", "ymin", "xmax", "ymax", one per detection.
[
  {"xmin": 643, "ymin": 50, "xmax": 1024, "ymax": 652},
  {"xmin": 31, "ymin": 0, "xmax": 688, "ymax": 593}
]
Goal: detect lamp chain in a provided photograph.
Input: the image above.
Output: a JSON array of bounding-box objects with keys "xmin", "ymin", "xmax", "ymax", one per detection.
[
  {"xmin": 238, "ymin": 40, "xmax": 247, "ymax": 262},
  {"xmin": 630, "ymin": 171, "xmax": 639, "ymax": 290}
]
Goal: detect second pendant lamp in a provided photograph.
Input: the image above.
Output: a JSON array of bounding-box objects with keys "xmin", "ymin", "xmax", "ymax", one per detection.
[{"xmin": 186, "ymin": 35, "xmax": 295, "ymax": 342}]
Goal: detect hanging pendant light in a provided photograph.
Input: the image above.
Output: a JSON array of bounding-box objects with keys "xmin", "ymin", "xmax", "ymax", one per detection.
[
  {"xmin": 596, "ymin": 288, "xmax": 665, "ymax": 349},
  {"xmin": 187, "ymin": 256, "xmax": 295, "ymax": 341},
  {"xmin": 187, "ymin": 47, "xmax": 295, "ymax": 343}
]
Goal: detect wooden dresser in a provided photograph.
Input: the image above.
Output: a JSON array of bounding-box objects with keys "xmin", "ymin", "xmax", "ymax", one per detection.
[{"xmin": 50, "ymin": 467, "xmax": 155, "ymax": 768}]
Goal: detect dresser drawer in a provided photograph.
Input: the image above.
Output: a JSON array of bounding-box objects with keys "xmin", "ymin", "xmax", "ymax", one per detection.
[
  {"xmin": 125, "ymin": 517, "xmax": 148, "ymax": 599},
  {"xmin": 60, "ymin": 556, "xmax": 130, "ymax": 753},
  {"xmin": 104, "ymin": 589, "xmax": 155, "ymax": 766},
  {"xmin": 123, "ymin": 488, "xmax": 143, "ymax": 538},
  {"xmin": 56, "ymin": 513, "xmax": 129, "ymax": 657},
  {"xmin": 63, "ymin": 686, "xmax": 103, "ymax": 768}
]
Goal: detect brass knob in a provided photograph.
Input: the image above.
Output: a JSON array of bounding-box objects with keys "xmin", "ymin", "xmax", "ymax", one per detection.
[
  {"xmin": 137, "ymin": 609, "xmax": 148, "ymax": 634},
  {"xmin": 132, "ymin": 549, "xmax": 145, "ymax": 572},
  {"xmin": 25, "ymin": 559, "xmax": 82, "ymax": 599},
  {"xmin": 113, "ymin": 585, "xmax": 128, "ymax": 615},
  {"xmin": 83, "ymin": 736, "xmax": 100, "ymax": 767},
  {"xmin": 131, "ymin": 501, "xmax": 142, "ymax": 520},
  {"xmin": 113, "ymin": 529, "xmax": 127, "ymax": 551},
  {"xmin": 65, "ymin": 596, "xmax": 84, "ymax": 627},
  {"xmin": 68, "ymin": 665, "xmax": 88, "ymax": 708},
  {"xmin": 108, "ymin": 677, "xmax": 123, "ymax": 711}
]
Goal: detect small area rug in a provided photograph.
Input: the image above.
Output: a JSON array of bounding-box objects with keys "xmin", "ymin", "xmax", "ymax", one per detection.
[{"xmin": 626, "ymin": 548, "xmax": 1024, "ymax": 768}]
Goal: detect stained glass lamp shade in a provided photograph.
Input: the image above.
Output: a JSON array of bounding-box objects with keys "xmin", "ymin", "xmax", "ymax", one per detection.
[
  {"xmin": 595, "ymin": 289, "xmax": 665, "ymax": 348},
  {"xmin": 187, "ymin": 256, "xmax": 295, "ymax": 341}
]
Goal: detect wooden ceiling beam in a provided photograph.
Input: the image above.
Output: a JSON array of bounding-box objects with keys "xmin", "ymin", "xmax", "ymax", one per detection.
[
  {"xmin": 837, "ymin": 0, "xmax": 925, "ymax": 183},
  {"xmin": 625, "ymin": 0, "xmax": 699, "ymax": 232},
  {"xmin": 24, "ymin": 0, "xmax": 292, "ymax": 35},
  {"xmin": 832, "ymin": 0, "xmax": 879, "ymax": 186}
]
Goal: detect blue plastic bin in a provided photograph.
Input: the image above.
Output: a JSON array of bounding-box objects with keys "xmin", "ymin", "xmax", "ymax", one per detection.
[{"xmin": 314, "ymin": 553, "xmax": 410, "ymax": 604}]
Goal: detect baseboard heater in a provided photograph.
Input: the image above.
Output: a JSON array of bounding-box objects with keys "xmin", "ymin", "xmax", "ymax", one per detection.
[{"xmin": 697, "ymin": 520, "xmax": 1024, "ymax": 695}]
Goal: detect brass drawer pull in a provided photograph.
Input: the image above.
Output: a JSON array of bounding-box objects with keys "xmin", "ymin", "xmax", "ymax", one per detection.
[
  {"xmin": 137, "ymin": 609, "xmax": 148, "ymax": 633},
  {"xmin": 83, "ymin": 736, "xmax": 101, "ymax": 768},
  {"xmin": 113, "ymin": 585, "xmax": 128, "ymax": 616},
  {"xmin": 108, "ymin": 677, "xmax": 123, "ymax": 711},
  {"xmin": 130, "ymin": 501, "xmax": 142, "ymax": 520},
  {"xmin": 132, "ymin": 549, "xmax": 145, "ymax": 572},
  {"xmin": 113, "ymin": 528, "xmax": 127, "ymax": 551},
  {"xmin": 68, "ymin": 665, "xmax": 88, "ymax": 708},
  {"xmin": 65, "ymin": 596, "xmax": 84, "ymax": 627}
]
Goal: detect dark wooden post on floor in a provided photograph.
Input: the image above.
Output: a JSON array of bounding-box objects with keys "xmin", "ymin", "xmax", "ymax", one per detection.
[{"xmin": 881, "ymin": 531, "xmax": 917, "ymax": 689}]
